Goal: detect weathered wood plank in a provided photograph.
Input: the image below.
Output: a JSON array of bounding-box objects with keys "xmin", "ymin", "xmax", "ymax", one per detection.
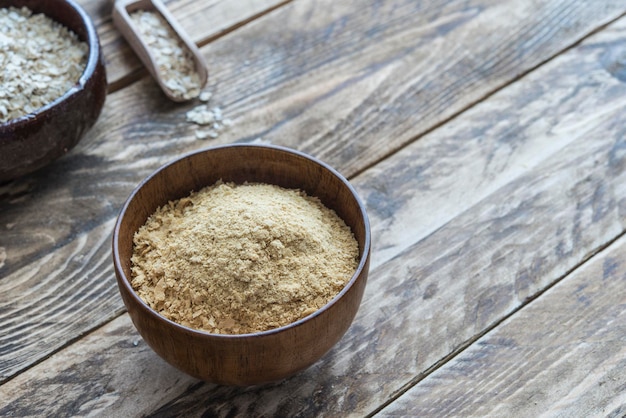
[
  {"xmin": 379, "ymin": 235, "xmax": 626, "ymax": 417},
  {"xmin": 200, "ymin": 0, "xmax": 626, "ymax": 174},
  {"xmin": 0, "ymin": 220, "xmax": 119, "ymax": 382},
  {"xmin": 75, "ymin": 0, "xmax": 291, "ymax": 89},
  {"xmin": 0, "ymin": 315, "xmax": 197, "ymax": 418},
  {"xmin": 3, "ymin": 14, "xmax": 626, "ymax": 415}
]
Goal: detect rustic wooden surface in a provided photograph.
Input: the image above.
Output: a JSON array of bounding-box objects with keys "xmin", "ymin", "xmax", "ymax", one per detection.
[
  {"xmin": 379, "ymin": 234, "xmax": 626, "ymax": 417},
  {"xmin": 2, "ymin": 0, "xmax": 626, "ymax": 415}
]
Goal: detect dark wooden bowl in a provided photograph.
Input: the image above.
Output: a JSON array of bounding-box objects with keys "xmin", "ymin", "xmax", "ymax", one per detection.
[
  {"xmin": 0, "ymin": 0, "xmax": 107, "ymax": 183},
  {"xmin": 112, "ymin": 144, "xmax": 371, "ymax": 385}
]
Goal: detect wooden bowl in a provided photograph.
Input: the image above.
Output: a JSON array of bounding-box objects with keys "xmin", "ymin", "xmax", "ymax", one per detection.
[
  {"xmin": 112, "ymin": 144, "xmax": 371, "ymax": 385},
  {"xmin": 0, "ymin": 0, "xmax": 107, "ymax": 183}
]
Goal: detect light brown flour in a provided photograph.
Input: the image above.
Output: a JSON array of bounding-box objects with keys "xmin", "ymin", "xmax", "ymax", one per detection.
[{"xmin": 131, "ymin": 181, "xmax": 359, "ymax": 334}]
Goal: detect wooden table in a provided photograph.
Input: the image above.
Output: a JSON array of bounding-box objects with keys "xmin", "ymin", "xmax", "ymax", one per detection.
[{"xmin": 2, "ymin": 0, "xmax": 626, "ymax": 415}]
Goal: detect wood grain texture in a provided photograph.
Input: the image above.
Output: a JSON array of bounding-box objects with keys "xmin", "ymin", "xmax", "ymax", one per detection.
[
  {"xmin": 361, "ymin": 36, "xmax": 626, "ymax": 267},
  {"xmin": 0, "ymin": 219, "xmax": 120, "ymax": 382},
  {"xmin": 76, "ymin": 0, "xmax": 290, "ymax": 89},
  {"xmin": 199, "ymin": 0, "xmax": 626, "ymax": 174},
  {"xmin": 3, "ymin": 13, "xmax": 626, "ymax": 416},
  {"xmin": 379, "ymin": 235, "xmax": 626, "ymax": 417},
  {"xmin": 0, "ymin": 315, "xmax": 198, "ymax": 418}
]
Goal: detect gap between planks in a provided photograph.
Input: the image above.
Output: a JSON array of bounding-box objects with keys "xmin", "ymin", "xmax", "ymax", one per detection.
[
  {"xmin": 367, "ymin": 230, "xmax": 626, "ymax": 418},
  {"xmin": 0, "ymin": 308, "xmax": 128, "ymax": 387},
  {"xmin": 349, "ymin": 9, "xmax": 626, "ymax": 180},
  {"xmin": 107, "ymin": 0, "xmax": 295, "ymax": 93}
]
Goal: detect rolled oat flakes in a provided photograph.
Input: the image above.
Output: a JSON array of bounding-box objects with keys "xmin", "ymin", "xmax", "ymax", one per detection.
[
  {"xmin": 130, "ymin": 10, "xmax": 202, "ymax": 100},
  {"xmin": 0, "ymin": 7, "xmax": 88, "ymax": 123}
]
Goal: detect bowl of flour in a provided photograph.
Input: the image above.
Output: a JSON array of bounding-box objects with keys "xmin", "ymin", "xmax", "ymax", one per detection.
[
  {"xmin": 113, "ymin": 144, "xmax": 371, "ymax": 385},
  {"xmin": 0, "ymin": 0, "xmax": 106, "ymax": 182}
]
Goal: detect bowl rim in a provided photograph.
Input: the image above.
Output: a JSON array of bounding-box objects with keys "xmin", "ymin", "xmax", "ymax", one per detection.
[
  {"xmin": 113, "ymin": 143, "xmax": 371, "ymax": 339},
  {"xmin": 0, "ymin": 0, "xmax": 101, "ymax": 128}
]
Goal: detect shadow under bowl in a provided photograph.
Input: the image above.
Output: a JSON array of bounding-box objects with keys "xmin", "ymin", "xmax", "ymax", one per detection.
[
  {"xmin": 0, "ymin": 0, "xmax": 107, "ymax": 183},
  {"xmin": 112, "ymin": 144, "xmax": 371, "ymax": 386}
]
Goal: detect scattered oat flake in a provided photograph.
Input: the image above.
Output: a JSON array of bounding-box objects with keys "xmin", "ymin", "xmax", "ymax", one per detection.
[
  {"xmin": 199, "ymin": 91, "xmax": 212, "ymax": 102},
  {"xmin": 193, "ymin": 130, "xmax": 209, "ymax": 140},
  {"xmin": 194, "ymin": 130, "xmax": 209, "ymax": 139},
  {"xmin": 186, "ymin": 96, "xmax": 233, "ymax": 140},
  {"xmin": 194, "ymin": 129, "xmax": 219, "ymax": 140},
  {"xmin": 186, "ymin": 104, "xmax": 214, "ymax": 125},
  {"xmin": 212, "ymin": 107, "xmax": 222, "ymax": 121}
]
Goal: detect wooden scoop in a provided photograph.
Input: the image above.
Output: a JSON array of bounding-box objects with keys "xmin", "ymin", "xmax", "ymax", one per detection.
[{"xmin": 112, "ymin": 0, "xmax": 208, "ymax": 102}]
